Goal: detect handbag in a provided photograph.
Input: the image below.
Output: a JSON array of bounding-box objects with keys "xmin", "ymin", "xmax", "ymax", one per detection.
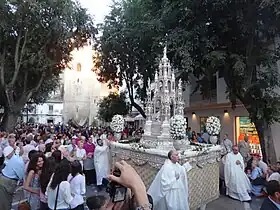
[
  {"xmin": 252, "ymin": 176, "xmax": 266, "ymax": 185},
  {"xmin": 54, "ymin": 184, "xmax": 60, "ymax": 210},
  {"xmin": 18, "ymin": 201, "xmax": 31, "ymax": 210}
]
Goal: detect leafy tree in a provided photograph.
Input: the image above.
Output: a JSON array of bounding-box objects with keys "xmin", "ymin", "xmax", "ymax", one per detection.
[
  {"xmin": 102, "ymin": 0, "xmax": 280, "ymax": 161},
  {"xmin": 146, "ymin": 0, "xmax": 280, "ymax": 162},
  {"xmin": 97, "ymin": 92, "xmax": 130, "ymax": 122},
  {"xmin": 0, "ymin": 0, "xmax": 95, "ymax": 131},
  {"xmin": 94, "ymin": 0, "xmax": 163, "ymax": 118}
]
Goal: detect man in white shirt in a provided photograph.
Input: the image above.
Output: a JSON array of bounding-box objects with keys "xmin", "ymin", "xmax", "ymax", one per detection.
[
  {"xmin": 148, "ymin": 150, "xmax": 190, "ymax": 210},
  {"xmin": 7, "ymin": 134, "xmax": 22, "ymax": 158}
]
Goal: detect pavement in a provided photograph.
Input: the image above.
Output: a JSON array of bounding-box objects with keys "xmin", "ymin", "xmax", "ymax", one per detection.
[
  {"xmin": 11, "ymin": 185, "xmax": 264, "ymax": 210},
  {"xmin": 206, "ymin": 195, "xmax": 263, "ymax": 210}
]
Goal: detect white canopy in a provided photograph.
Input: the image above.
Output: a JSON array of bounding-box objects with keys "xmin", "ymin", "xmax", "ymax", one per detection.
[
  {"xmin": 125, "ymin": 116, "xmax": 135, "ymax": 122},
  {"xmin": 134, "ymin": 114, "xmax": 145, "ymax": 120}
]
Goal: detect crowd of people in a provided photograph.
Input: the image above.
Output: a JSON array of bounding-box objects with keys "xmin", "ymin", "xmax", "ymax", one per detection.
[
  {"xmin": 0, "ymin": 124, "xmax": 152, "ymax": 210},
  {"xmin": 0, "ymin": 123, "xmax": 280, "ymax": 210}
]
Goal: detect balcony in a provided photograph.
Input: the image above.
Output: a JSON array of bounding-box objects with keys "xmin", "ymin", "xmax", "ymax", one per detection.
[{"xmin": 189, "ymin": 90, "xmax": 217, "ymax": 107}]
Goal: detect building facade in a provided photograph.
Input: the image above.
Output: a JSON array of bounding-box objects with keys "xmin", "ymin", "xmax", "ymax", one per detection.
[
  {"xmin": 22, "ymin": 42, "xmax": 115, "ymax": 126},
  {"xmin": 184, "ymin": 74, "xmax": 280, "ymax": 158},
  {"xmin": 62, "ymin": 43, "xmax": 116, "ymax": 126},
  {"xmin": 22, "ymin": 90, "xmax": 64, "ymax": 124}
]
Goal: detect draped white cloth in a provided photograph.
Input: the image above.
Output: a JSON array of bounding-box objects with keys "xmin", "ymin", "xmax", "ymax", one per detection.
[
  {"xmin": 94, "ymin": 143, "xmax": 109, "ymax": 186},
  {"xmin": 224, "ymin": 152, "xmax": 251, "ymax": 201},
  {"xmin": 148, "ymin": 159, "xmax": 189, "ymax": 210}
]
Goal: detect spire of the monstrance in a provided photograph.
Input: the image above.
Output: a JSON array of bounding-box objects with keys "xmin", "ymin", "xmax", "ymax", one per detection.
[{"xmin": 163, "ymin": 45, "xmax": 167, "ymax": 59}]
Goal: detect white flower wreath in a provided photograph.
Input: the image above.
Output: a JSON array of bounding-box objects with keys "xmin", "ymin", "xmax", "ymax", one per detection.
[
  {"xmin": 170, "ymin": 115, "xmax": 186, "ymax": 140},
  {"xmin": 110, "ymin": 115, "xmax": 125, "ymax": 133},
  {"xmin": 205, "ymin": 116, "xmax": 221, "ymax": 136}
]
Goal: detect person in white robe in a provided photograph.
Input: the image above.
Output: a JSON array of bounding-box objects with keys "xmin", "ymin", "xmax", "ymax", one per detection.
[
  {"xmin": 148, "ymin": 150, "xmax": 190, "ymax": 210},
  {"xmin": 224, "ymin": 145, "xmax": 252, "ymax": 202},
  {"xmin": 100, "ymin": 132, "xmax": 107, "ymax": 141},
  {"xmin": 94, "ymin": 138, "xmax": 110, "ymax": 190}
]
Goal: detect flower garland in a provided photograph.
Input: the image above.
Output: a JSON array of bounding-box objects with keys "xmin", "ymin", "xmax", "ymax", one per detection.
[
  {"xmin": 205, "ymin": 116, "xmax": 221, "ymax": 136},
  {"xmin": 170, "ymin": 115, "xmax": 186, "ymax": 140},
  {"xmin": 130, "ymin": 143, "xmax": 146, "ymax": 152},
  {"xmin": 110, "ymin": 115, "xmax": 125, "ymax": 133}
]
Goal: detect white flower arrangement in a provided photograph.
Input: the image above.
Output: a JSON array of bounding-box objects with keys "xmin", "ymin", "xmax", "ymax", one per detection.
[
  {"xmin": 170, "ymin": 115, "xmax": 186, "ymax": 140},
  {"xmin": 205, "ymin": 116, "xmax": 221, "ymax": 136},
  {"xmin": 110, "ymin": 115, "xmax": 125, "ymax": 133}
]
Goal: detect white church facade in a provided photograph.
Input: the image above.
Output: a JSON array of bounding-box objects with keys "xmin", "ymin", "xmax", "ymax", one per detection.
[
  {"xmin": 63, "ymin": 44, "xmax": 115, "ymax": 126},
  {"xmin": 22, "ymin": 42, "xmax": 114, "ymax": 125}
]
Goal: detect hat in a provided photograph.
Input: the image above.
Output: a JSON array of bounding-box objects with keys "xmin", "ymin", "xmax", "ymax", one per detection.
[
  {"xmin": 45, "ymin": 138, "xmax": 53, "ymax": 144},
  {"xmin": 3, "ymin": 146, "xmax": 14, "ymax": 157}
]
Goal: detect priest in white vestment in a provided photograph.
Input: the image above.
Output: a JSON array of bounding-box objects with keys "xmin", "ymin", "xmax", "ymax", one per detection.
[
  {"xmin": 94, "ymin": 138, "xmax": 110, "ymax": 190},
  {"xmin": 148, "ymin": 150, "xmax": 190, "ymax": 210},
  {"xmin": 224, "ymin": 145, "xmax": 252, "ymax": 201}
]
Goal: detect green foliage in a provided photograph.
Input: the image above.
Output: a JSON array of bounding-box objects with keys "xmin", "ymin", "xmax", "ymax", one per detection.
[
  {"xmin": 103, "ymin": 0, "xmax": 280, "ymax": 125},
  {"xmin": 156, "ymin": 0, "xmax": 280, "ymax": 125},
  {"xmin": 0, "ymin": 0, "xmax": 95, "ymax": 129},
  {"xmin": 97, "ymin": 92, "xmax": 130, "ymax": 122},
  {"xmin": 101, "ymin": 0, "xmax": 280, "ymax": 160}
]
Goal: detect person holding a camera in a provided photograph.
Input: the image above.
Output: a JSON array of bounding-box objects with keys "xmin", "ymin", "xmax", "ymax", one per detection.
[{"xmin": 87, "ymin": 160, "xmax": 152, "ymax": 210}]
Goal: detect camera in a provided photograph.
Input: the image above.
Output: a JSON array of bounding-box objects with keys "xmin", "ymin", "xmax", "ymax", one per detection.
[{"xmin": 105, "ymin": 169, "xmax": 127, "ymax": 203}]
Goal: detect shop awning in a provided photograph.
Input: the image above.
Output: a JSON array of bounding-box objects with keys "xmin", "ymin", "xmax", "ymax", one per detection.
[
  {"xmin": 125, "ymin": 116, "xmax": 135, "ymax": 122},
  {"xmin": 134, "ymin": 114, "xmax": 145, "ymax": 121}
]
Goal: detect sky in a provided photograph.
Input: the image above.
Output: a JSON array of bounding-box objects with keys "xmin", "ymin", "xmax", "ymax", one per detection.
[{"xmin": 78, "ymin": 0, "xmax": 113, "ymax": 24}]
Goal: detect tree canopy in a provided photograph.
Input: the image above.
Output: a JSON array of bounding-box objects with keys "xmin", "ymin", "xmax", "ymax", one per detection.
[
  {"xmin": 99, "ymin": 0, "xmax": 280, "ymax": 161},
  {"xmin": 94, "ymin": 0, "xmax": 163, "ymax": 117},
  {"xmin": 0, "ymin": 0, "xmax": 95, "ymax": 131},
  {"xmin": 157, "ymin": 0, "xmax": 280, "ymax": 161},
  {"xmin": 97, "ymin": 92, "xmax": 130, "ymax": 122}
]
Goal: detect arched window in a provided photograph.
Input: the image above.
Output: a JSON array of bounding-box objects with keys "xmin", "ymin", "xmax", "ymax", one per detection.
[{"xmin": 77, "ymin": 63, "xmax": 82, "ymax": 72}]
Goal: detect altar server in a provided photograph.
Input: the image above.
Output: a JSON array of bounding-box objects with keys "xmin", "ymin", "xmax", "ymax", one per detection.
[
  {"xmin": 148, "ymin": 150, "xmax": 190, "ymax": 210},
  {"xmin": 94, "ymin": 138, "xmax": 110, "ymax": 190},
  {"xmin": 224, "ymin": 145, "xmax": 252, "ymax": 201}
]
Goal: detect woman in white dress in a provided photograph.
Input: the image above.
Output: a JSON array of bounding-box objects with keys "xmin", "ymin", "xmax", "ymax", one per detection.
[{"xmin": 94, "ymin": 138, "xmax": 109, "ymax": 191}]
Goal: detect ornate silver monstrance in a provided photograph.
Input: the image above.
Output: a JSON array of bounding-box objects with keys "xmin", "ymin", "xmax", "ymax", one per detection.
[{"xmin": 141, "ymin": 47, "xmax": 186, "ymax": 150}]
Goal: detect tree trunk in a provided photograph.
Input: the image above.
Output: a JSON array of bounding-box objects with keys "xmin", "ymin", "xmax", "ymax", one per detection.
[
  {"xmin": 254, "ymin": 120, "xmax": 277, "ymax": 164},
  {"xmin": 131, "ymin": 101, "xmax": 146, "ymax": 118},
  {"xmin": 2, "ymin": 110, "xmax": 19, "ymax": 132},
  {"xmin": 222, "ymin": 72, "xmax": 277, "ymax": 163}
]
